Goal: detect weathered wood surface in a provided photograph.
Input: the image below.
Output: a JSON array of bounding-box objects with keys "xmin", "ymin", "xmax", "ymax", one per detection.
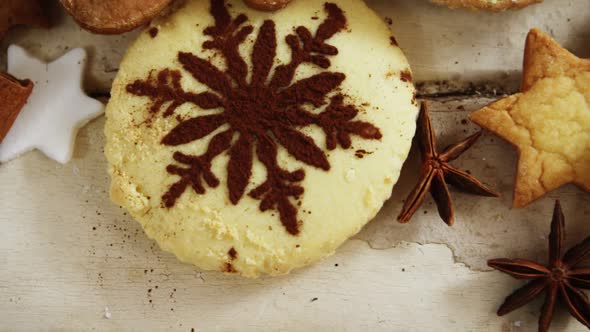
[
  {"xmin": 1, "ymin": 0, "xmax": 589, "ymax": 331},
  {"xmin": 1, "ymin": 99, "xmax": 588, "ymax": 331},
  {"xmin": 1, "ymin": 0, "xmax": 589, "ymax": 95}
]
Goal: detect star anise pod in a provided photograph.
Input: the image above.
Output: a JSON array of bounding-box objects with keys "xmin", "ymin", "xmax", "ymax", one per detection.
[
  {"xmin": 397, "ymin": 102, "xmax": 499, "ymax": 226},
  {"xmin": 488, "ymin": 200, "xmax": 590, "ymax": 332}
]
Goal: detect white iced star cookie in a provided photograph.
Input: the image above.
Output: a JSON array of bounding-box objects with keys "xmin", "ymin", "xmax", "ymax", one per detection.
[{"xmin": 0, "ymin": 45, "xmax": 104, "ymax": 164}]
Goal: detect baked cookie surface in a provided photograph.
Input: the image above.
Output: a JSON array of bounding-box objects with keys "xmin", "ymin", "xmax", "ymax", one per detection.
[
  {"xmin": 431, "ymin": 0, "xmax": 542, "ymax": 11},
  {"xmin": 470, "ymin": 29, "xmax": 590, "ymax": 207},
  {"xmin": 105, "ymin": 0, "xmax": 417, "ymax": 277}
]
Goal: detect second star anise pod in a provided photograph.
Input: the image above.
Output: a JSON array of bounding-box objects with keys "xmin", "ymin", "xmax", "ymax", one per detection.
[
  {"xmin": 488, "ymin": 200, "xmax": 590, "ymax": 332},
  {"xmin": 398, "ymin": 102, "xmax": 499, "ymax": 226}
]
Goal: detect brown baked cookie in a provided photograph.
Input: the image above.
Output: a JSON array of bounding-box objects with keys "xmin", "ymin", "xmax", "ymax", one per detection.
[
  {"xmin": 60, "ymin": 0, "xmax": 173, "ymax": 34},
  {"xmin": 0, "ymin": 0, "xmax": 49, "ymax": 39},
  {"xmin": 244, "ymin": 0, "xmax": 292, "ymax": 11},
  {"xmin": 0, "ymin": 72, "xmax": 33, "ymax": 143},
  {"xmin": 431, "ymin": 0, "xmax": 542, "ymax": 11}
]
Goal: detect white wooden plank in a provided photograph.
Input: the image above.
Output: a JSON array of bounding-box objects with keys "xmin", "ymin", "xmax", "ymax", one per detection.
[
  {"xmin": 1, "ymin": 0, "xmax": 588, "ymax": 93},
  {"xmin": 0, "ymin": 99, "xmax": 587, "ymax": 331},
  {"xmin": 1, "ymin": 0, "xmax": 590, "ymax": 330},
  {"xmin": 357, "ymin": 96, "xmax": 590, "ymax": 271}
]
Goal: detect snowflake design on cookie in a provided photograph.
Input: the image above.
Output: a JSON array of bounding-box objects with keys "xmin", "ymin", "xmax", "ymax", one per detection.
[{"xmin": 126, "ymin": 0, "xmax": 382, "ymax": 235}]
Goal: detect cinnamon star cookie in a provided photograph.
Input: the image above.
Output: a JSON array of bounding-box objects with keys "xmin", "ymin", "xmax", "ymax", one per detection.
[
  {"xmin": 105, "ymin": 0, "xmax": 418, "ymax": 277},
  {"xmin": 431, "ymin": 0, "xmax": 542, "ymax": 11},
  {"xmin": 470, "ymin": 29, "xmax": 590, "ymax": 208}
]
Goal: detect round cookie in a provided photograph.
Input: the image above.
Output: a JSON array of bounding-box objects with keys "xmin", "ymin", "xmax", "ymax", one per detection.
[
  {"xmin": 60, "ymin": 0, "xmax": 173, "ymax": 34},
  {"xmin": 243, "ymin": 0, "xmax": 292, "ymax": 11},
  {"xmin": 431, "ymin": 0, "xmax": 542, "ymax": 11},
  {"xmin": 105, "ymin": 0, "xmax": 418, "ymax": 277}
]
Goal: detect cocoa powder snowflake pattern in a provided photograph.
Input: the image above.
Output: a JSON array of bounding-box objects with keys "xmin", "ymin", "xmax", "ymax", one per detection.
[{"xmin": 126, "ymin": 0, "xmax": 382, "ymax": 235}]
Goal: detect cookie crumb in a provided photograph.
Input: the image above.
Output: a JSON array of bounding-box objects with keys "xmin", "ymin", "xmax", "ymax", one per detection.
[
  {"xmin": 104, "ymin": 306, "xmax": 111, "ymax": 319},
  {"xmin": 389, "ymin": 36, "xmax": 398, "ymax": 46},
  {"xmin": 400, "ymin": 70, "xmax": 413, "ymax": 83},
  {"xmin": 149, "ymin": 27, "xmax": 159, "ymax": 38},
  {"xmin": 228, "ymin": 247, "xmax": 238, "ymax": 260}
]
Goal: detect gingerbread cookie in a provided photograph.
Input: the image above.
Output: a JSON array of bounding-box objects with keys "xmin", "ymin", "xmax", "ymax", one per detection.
[
  {"xmin": 431, "ymin": 0, "xmax": 542, "ymax": 11},
  {"xmin": 470, "ymin": 29, "xmax": 590, "ymax": 207},
  {"xmin": 244, "ymin": 0, "xmax": 292, "ymax": 11},
  {"xmin": 105, "ymin": 0, "xmax": 418, "ymax": 277},
  {"xmin": 0, "ymin": 0, "xmax": 49, "ymax": 39},
  {"xmin": 60, "ymin": 0, "xmax": 173, "ymax": 34}
]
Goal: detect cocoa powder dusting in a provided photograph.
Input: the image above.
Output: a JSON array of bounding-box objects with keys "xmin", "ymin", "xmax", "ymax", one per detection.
[
  {"xmin": 400, "ymin": 70, "xmax": 413, "ymax": 83},
  {"xmin": 389, "ymin": 36, "xmax": 398, "ymax": 46},
  {"xmin": 149, "ymin": 27, "xmax": 159, "ymax": 38},
  {"xmin": 224, "ymin": 262, "xmax": 237, "ymax": 273},
  {"xmin": 126, "ymin": 0, "xmax": 382, "ymax": 235},
  {"xmin": 354, "ymin": 149, "xmax": 372, "ymax": 159},
  {"xmin": 228, "ymin": 247, "xmax": 238, "ymax": 260}
]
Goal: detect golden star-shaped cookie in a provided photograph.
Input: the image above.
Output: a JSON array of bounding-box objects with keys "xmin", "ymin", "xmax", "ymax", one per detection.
[{"xmin": 470, "ymin": 29, "xmax": 590, "ymax": 208}]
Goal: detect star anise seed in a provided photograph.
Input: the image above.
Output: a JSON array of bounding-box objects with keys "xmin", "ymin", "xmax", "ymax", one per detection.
[
  {"xmin": 488, "ymin": 200, "xmax": 590, "ymax": 332},
  {"xmin": 397, "ymin": 102, "xmax": 500, "ymax": 226}
]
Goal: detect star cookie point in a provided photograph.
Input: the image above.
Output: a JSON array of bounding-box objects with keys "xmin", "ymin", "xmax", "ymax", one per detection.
[
  {"xmin": 522, "ymin": 28, "xmax": 590, "ymax": 91},
  {"xmin": 105, "ymin": 0, "xmax": 418, "ymax": 276}
]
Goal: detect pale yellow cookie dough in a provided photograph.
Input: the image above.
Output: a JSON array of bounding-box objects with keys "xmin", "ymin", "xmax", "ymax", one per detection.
[{"xmin": 105, "ymin": 0, "xmax": 418, "ymax": 277}]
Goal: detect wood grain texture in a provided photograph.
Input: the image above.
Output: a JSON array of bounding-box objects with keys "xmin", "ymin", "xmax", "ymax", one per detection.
[
  {"xmin": 356, "ymin": 97, "xmax": 590, "ymax": 271},
  {"xmin": 1, "ymin": 0, "xmax": 589, "ymax": 94},
  {"xmin": 0, "ymin": 99, "xmax": 588, "ymax": 331},
  {"xmin": 1, "ymin": 0, "xmax": 590, "ymax": 330}
]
